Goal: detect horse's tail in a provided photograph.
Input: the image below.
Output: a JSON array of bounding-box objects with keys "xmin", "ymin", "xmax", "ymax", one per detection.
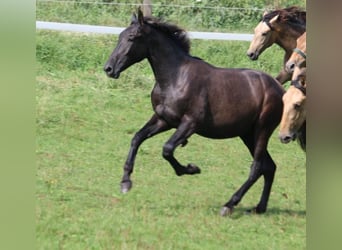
[{"xmin": 297, "ymin": 121, "xmax": 306, "ymax": 152}]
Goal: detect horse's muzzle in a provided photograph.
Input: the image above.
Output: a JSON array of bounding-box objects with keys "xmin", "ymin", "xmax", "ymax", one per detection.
[
  {"xmin": 104, "ymin": 65, "xmax": 120, "ymax": 79},
  {"xmin": 285, "ymin": 61, "xmax": 295, "ymax": 73},
  {"xmin": 247, "ymin": 51, "xmax": 258, "ymax": 60},
  {"xmin": 279, "ymin": 133, "xmax": 296, "ymax": 144}
]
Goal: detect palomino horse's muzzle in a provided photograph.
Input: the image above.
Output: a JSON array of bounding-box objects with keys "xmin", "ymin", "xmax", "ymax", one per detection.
[
  {"xmin": 247, "ymin": 51, "xmax": 259, "ymax": 60},
  {"xmin": 279, "ymin": 133, "xmax": 297, "ymax": 144}
]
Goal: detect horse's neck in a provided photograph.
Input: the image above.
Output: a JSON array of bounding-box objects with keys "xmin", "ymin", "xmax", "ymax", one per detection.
[
  {"xmin": 147, "ymin": 37, "xmax": 188, "ymax": 88},
  {"xmin": 276, "ymin": 26, "xmax": 305, "ymax": 53}
]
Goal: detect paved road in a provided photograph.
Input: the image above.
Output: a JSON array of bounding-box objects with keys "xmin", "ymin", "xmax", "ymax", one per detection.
[{"xmin": 36, "ymin": 21, "xmax": 253, "ymax": 41}]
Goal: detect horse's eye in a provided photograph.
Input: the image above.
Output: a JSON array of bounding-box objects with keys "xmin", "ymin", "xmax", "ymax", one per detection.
[
  {"xmin": 262, "ymin": 32, "xmax": 267, "ymax": 36},
  {"xmin": 298, "ymin": 60, "xmax": 306, "ymax": 67},
  {"xmin": 294, "ymin": 103, "xmax": 301, "ymax": 110}
]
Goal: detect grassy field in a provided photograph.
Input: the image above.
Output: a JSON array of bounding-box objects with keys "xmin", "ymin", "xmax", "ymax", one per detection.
[
  {"xmin": 36, "ymin": 1, "xmax": 306, "ymax": 248},
  {"xmin": 36, "ymin": 29, "xmax": 306, "ymax": 249}
]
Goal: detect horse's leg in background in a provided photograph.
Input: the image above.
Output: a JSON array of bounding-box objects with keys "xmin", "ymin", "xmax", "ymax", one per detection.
[
  {"xmin": 162, "ymin": 118, "xmax": 201, "ymax": 176},
  {"xmin": 221, "ymin": 129, "xmax": 276, "ymax": 216},
  {"xmin": 275, "ymin": 68, "xmax": 292, "ymax": 84},
  {"xmin": 120, "ymin": 114, "xmax": 170, "ymax": 193},
  {"xmin": 276, "ymin": 52, "xmax": 293, "ymax": 84}
]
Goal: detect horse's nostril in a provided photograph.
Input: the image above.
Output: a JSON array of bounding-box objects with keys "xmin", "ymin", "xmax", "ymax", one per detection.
[
  {"xmin": 280, "ymin": 135, "xmax": 292, "ymax": 144},
  {"xmin": 104, "ymin": 65, "xmax": 113, "ymax": 73},
  {"xmin": 285, "ymin": 62, "xmax": 295, "ymax": 73},
  {"xmin": 247, "ymin": 52, "xmax": 257, "ymax": 60}
]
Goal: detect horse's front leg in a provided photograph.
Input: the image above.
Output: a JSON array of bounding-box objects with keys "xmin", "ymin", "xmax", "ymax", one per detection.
[
  {"xmin": 162, "ymin": 118, "xmax": 201, "ymax": 176},
  {"xmin": 276, "ymin": 52, "xmax": 293, "ymax": 84},
  {"xmin": 275, "ymin": 68, "xmax": 292, "ymax": 84},
  {"xmin": 121, "ymin": 114, "xmax": 170, "ymax": 193}
]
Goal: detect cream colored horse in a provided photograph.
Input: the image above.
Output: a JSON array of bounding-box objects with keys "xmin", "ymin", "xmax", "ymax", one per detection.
[
  {"xmin": 279, "ymin": 30, "xmax": 307, "ymax": 150},
  {"xmin": 279, "ymin": 71, "xmax": 306, "ymax": 151}
]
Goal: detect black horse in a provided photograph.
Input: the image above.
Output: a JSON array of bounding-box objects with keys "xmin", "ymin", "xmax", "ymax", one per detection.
[{"xmin": 104, "ymin": 9, "xmax": 285, "ymax": 216}]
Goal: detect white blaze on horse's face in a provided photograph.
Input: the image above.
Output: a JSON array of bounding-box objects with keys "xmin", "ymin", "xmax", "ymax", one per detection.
[
  {"xmin": 279, "ymin": 86, "xmax": 306, "ymax": 143},
  {"xmin": 247, "ymin": 15, "xmax": 278, "ymax": 60}
]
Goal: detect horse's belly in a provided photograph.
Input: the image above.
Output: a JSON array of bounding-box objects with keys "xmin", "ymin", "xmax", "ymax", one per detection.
[{"xmin": 196, "ymin": 117, "xmax": 255, "ymax": 139}]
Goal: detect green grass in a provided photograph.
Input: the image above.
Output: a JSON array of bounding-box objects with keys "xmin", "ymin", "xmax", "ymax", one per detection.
[
  {"xmin": 36, "ymin": 0, "xmax": 306, "ymax": 33},
  {"xmin": 36, "ymin": 30, "xmax": 305, "ymax": 249}
]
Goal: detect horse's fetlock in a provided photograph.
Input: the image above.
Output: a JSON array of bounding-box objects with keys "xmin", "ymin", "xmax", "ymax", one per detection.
[{"xmin": 162, "ymin": 143, "xmax": 174, "ymax": 159}]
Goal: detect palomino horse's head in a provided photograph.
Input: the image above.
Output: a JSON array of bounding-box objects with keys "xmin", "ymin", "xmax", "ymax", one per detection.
[
  {"xmin": 292, "ymin": 66, "xmax": 306, "ymax": 85},
  {"xmin": 279, "ymin": 79, "xmax": 306, "ymax": 144},
  {"xmin": 104, "ymin": 8, "xmax": 149, "ymax": 79},
  {"xmin": 285, "ymin": 32, "xmax": 306, "ymax": 73},
  {"xmin": 247, "ymin": 14, "xmax": 279, "ymax": 60}
]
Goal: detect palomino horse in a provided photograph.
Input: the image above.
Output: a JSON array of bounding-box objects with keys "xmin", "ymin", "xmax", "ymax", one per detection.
[
  {"xmin": 286, "ymin": 32, "xmax": 306, "ymax": 80},
  {"xmin": 280, "ymin": 32, "xmax": 307, "ymax": 151},
  {"xmin": 279, "ymin": 73, "xmax": 306, "ymax": 151},
  {"xmin": 104, "ymin": 9, "xmax": 284, "ymax": 216},
  {"xmin": 247, "ymin": 6, "xmax": 306, "ymax": 84}
]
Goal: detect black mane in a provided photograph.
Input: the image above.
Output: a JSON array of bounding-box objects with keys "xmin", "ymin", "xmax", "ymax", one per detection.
[{"xmin": 143, "ymin": 16, "xmax": 191, "ymax": 54}]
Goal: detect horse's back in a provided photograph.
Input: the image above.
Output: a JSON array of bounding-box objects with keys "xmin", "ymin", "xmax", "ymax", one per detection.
[
  {"xmin": 192, "ymin": 58, "xmax": 284, "ymax": 94},
  {"xmin": 189, "ymin": 63, "xmax": 284, "ymax": 138},
  {"xmin": 188, "ymin": 59, "xmax": 285, "ymax": 111},
  {"xmin": 203, "ymin": 65, "xmax": 284, "ymax": 104}
]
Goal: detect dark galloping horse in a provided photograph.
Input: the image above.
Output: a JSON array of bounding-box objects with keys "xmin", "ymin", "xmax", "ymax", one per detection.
[{"xmin": 104, "ymin": 9, "xmax": 284, "ymax": 216}]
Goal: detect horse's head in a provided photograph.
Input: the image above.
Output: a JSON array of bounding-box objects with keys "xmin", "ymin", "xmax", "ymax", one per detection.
[
  {"xmin": 104, "ymin": 8, "xmax": 149, "ymax": 79},
  {"xmin": 291, "ymin": 66, "xmax": 307, "ymax": 85},
  {"xmin": 285, "ymin": 51, "xmax": 306, "ymax": 73},
  {"xmin": 279, "ymin": 85, "xmax": 306, "ymax": 144},
  {"xmin": 285, "ymin": 32, "xmax": 306, "ymax": 73},
  {"xmin": 247, "ymin": 14, "xmax": 279, "ymax": 60}
]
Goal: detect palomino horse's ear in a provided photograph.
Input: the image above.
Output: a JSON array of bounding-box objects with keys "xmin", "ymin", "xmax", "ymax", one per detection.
[
  {"xmin": 269, "ymin": 14, "xmax": 279, "ymax": 24},
  {"xmin": 137, "ymin": 7, "xmax": 144, "ymax": 26}
]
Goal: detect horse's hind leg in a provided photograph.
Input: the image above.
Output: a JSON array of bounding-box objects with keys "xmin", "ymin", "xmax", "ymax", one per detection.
[
  {"xmin": 162, "ymin": 119, "xmax": 201, "ymax": 176},
  {"xmin": 120, "ymin": 114, "xmax": 170, "ymax": 193},
  {"xmin": 220, "ymin": 159, "xmax": 263, "ymax": 216},
  {"xmin": 253, "ymin": 151, "xmax": 276, "ymax": 213},
  {"xmin": 221, "ymin": 131, "xmax": 275, "ymax": 216}
]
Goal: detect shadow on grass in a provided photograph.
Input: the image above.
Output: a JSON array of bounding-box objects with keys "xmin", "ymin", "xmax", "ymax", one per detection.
[
  {"xmin": 63, "ymin": 185, "xmax": 306, "ymax": 219},
  {"xmin": 215, "ymin": 206, "xmax": 306, "ymax": 219}
]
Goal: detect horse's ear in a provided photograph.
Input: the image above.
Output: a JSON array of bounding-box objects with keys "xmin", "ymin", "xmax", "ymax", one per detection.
[
  {"xmin": 263, "ymin": 10, "xmax": 269, "ymax": 17},
  {"xmin": 269, "ymin": 14, "xmax": 279, "ymax": 24},
  {"xmin": 131, "ymin": 13, "xmax": 137, "ymax": 23},
  {"xmin": 137, "ymin": 7, "xmax": 144, "ymax": 26}
]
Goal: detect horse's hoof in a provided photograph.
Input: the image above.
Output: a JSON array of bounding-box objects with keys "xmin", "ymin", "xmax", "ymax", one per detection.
[
  {"xmin": 220, "ymin": 206, "xmax": 233, "ymax": 217},
  {"xmin": 187, "ymin": 163, "xmax": 201, "ymax": 174},
  {"xmin": 120, "ymin": 181, "xmax": 132, "ymax": 193},
  {"xmin": 245, "ymin": 206, "xmax": 266, "ymax": 214}
]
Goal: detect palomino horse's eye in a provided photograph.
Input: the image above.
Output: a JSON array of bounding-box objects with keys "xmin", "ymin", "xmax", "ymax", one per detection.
[
  {"xmin": 294, "ymin": 103, "xmax": 301, "ymax": 110},
  {"xmin": 261, "ymin": 32, "xmax": 267, "ymax": 36}
]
